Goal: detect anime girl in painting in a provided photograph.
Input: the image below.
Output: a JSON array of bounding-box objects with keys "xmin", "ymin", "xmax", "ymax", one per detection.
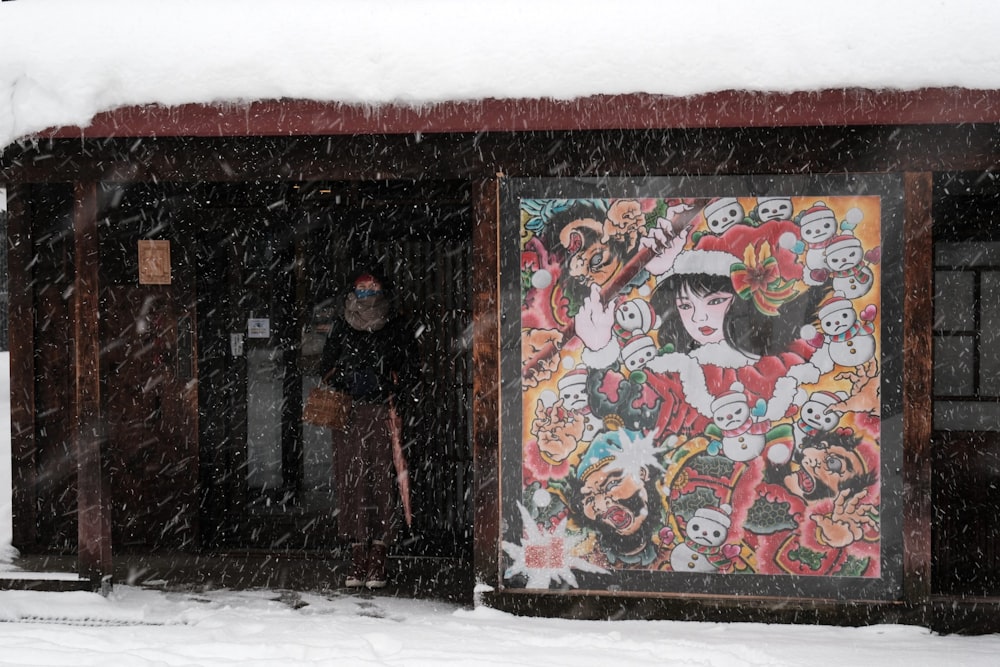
[
  {"xmin": 572, "ymin": 211, "xmax": 824, "ymax": 454},
  {"xmin": 642, "ymin": 218, "xmax": 825, "ymax": 453}
]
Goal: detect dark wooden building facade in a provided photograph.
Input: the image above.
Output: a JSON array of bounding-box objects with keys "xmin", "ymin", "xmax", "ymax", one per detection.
[{"xmin": 3, "ymin": 89, "xmax": 1000, "ymax": 631}]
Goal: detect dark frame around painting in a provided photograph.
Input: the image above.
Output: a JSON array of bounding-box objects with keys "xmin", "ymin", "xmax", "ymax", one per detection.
[{"xmin": 499, "ymin": 175, "xmax": 904, "ymax": 600}]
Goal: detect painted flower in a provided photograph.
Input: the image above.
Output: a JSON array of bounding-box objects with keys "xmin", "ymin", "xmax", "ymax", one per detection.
[{"xmin": 730, "ymin": 241, "xmax": 802, "ymax": 316}]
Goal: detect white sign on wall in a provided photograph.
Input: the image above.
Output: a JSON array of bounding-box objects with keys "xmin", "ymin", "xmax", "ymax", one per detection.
[{"xmin": 247, "ymin": 318, "xmax": 271, "ymax": 339}]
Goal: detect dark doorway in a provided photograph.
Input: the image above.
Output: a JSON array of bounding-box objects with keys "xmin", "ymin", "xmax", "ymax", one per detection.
[{"xmin": 186, "ymin": 180, "xmax": 475, "ymax": 562}]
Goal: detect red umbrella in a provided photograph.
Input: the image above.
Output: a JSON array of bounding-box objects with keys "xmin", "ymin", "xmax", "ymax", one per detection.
[{"xmin": 388, "ymin": 398, "xmax": 412, "ymax": 527}]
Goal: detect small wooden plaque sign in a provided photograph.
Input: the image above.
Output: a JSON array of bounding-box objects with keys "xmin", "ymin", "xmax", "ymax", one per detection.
[{"xmin": 138, "ymin": 240, "xmax": 171, "ymax": 285}]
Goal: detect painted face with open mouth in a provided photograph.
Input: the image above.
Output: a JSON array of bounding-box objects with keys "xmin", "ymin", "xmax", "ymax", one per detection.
[
  {"xmin": 784, "ymin": 443, "xmax": 867, "ymax": 500},
  {"xmin": 580, "ymin": 465, "xmax": 650, "ymax": 536}
]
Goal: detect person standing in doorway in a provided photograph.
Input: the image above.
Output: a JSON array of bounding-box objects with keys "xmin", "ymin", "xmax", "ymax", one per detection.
[{"xmin": 320, "ymin": 268, "xmax": 415, "ymax": 589}]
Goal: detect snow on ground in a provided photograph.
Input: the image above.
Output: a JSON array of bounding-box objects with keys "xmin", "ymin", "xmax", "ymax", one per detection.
[{"xmin": 0, "ymin": 586, "xmax": 999, "ymax": 667}]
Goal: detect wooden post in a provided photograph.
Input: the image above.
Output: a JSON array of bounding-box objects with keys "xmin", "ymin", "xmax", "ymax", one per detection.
[
  {"xmin": 5, "ymin": 183, "xmax": 38, "ymax": 550},
  {"xmin": 72, "ymin": 181, "xmax": 112, "ymax": 590},
  {"xmin": 471, "ymin": 176, "xmax": 501, "ymax": 595},
  {"xmin": 902, "ymin": 172, "xmax": 934, "ymax": 617}
]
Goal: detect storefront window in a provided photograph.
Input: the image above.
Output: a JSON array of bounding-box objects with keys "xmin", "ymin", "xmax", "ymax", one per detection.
[
  {"xmin": 934, "ymin": 241, "xmax": 1000, "ymax": 428},
  {"xmin": 931, "ymin": 173, "xmax": 1000, "ymax": 596}
]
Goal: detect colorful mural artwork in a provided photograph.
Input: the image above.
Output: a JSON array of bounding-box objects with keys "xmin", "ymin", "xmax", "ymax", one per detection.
[{"xmin": 501, "ymin": 181, "xmax": 899, "ymax": 595}]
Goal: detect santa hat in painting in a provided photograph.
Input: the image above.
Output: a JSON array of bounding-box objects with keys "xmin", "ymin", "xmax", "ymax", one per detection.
[
  {"xmin": 817, "ymin": 295, "xmax": 854, "ymax": 320},
  {"xmin": 557, "ymin": 367, "xmax": 588, "ymax": 393},
  {"xmin": 710, "ymin": 382, "xmax": 748, "ymax": 414},
  {"xmin": 692, "ymin": 503, "xmax": 733, "ymax": 530},
  {"xmin": 633, "ymin": 299, "xmax": 656, "ymax": 333},
  {"xmin": 796, "ymin": 202, "xmax": 838, "ymax": 229},
  {"xmin": 825, "ymin": 234, "xmax": 863, "ymax": 257},
  {"xmin": 704, "ymin": 197, "xmax": 740, "ymax": 220},
  {"xmin": 669, "ymin": 219, "xmax": 804, "ymax": 283},
  {"xmin": 557, "ymin": 367, "xmax": 589, "ymax": 410},
  {"xmin": 808, "ymin": 390, "xmax": 849, "ymax": 408},
  {"xmin": 621, "ymin": 333, "xmax": 658, "ymax": 371}
]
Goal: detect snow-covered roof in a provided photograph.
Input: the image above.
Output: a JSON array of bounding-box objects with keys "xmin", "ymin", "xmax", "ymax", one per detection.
[{"xmin": 2, "ymin": 0, "xmax": 1000, "ymax": 149}]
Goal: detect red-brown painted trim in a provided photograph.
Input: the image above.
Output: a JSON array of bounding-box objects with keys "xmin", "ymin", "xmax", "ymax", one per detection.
[
  {"xmin": 72, "ymin": 181, "xmax": 113, "ymax": 588},
  {"xmin": 471, "ymin": 176, "xmax": 501, "ymax": 590},
  {"xmin": 902, "ymin": 172, "xmax": 934, "ymax": 616},
  {"xmin": 37, "ymin": 88, "xmax": 1000, "ymax": 141}
]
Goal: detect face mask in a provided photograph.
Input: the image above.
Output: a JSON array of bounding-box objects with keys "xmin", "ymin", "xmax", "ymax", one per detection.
[{"xmin": 354, "ymin": 288, "xmax": 381, "ymax": 300}]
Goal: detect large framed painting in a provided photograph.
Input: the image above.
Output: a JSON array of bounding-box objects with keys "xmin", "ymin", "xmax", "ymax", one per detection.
[{"xmin": 498, "ymin": 175, "xmax": 904, "ymax": 599}]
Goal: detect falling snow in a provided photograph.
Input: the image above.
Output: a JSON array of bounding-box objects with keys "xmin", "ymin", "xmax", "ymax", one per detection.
[{"xmin": 4, "ymin": 1, "xmax": 1000, "ymax": 664}]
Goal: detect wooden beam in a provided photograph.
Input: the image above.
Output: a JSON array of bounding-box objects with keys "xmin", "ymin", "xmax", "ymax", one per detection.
[
  {"xmin": 72, "ymin": 181, "xmax": 112, "ymax": 589},
  {"xmin": 7, "ymin": 126, "xmax": 1000, "ymax": 187},
  {"xmin": 471, "ymin": 176, "xmax": 501, "ymax": 590},
  {"xmin": 5, "ymin": 183, "xmax": 37, "ymax": 549},
  {"xmin": 31, "ymin": 89, "xmax": 1000, "ymax": 141},
  {"xmin": 902, "ymin": 172, "xmax": 934, "ymax": 614}
]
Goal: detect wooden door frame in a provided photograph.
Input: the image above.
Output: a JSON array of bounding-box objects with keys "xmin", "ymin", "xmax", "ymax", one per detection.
[{"xmin": 72, "ymin": 181, "xmax": 113, "ymax": 587}]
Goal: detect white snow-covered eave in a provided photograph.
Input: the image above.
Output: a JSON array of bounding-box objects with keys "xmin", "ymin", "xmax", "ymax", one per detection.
[
  {"xmin": 14, "ymin": 87, "xmax": 1000, "ymax": 146},
  {"xmin": 5, "ymin": 0, "xmax": 1000, "ymax": 147}
]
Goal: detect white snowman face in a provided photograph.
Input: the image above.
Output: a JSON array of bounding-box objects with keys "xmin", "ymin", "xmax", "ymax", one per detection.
[
  {"xmin": 686, "ymin": 516, "xmax": 729, "ymax": 547},
  {"xmin": 756, "ymin": 198, "xmax": 793, "ymax": 222},
  {"xmin": 615, "ymin": 300, "xmax": 649, "ymax": 333},
  {"xmin": 559, "ymin": 381, "xmax": 588, "ymax": 411},
  {"xmin": 801, "ymin": 217, "xmax": 838, "ymax": 244},
  {"xmin": 706, "ymin": 198, "xmax": 745, "ymax": 234},
  {"xmin": 800, "ymin": 400, "xmax": 840, "ymax": 431},
  {"xmin": 712, "ymin": 400, "xmax": 750, "ymax": 430},
  {"xmin": 826, "ymin": 244, "xmax": 863, "ymax": 271},
  {"xmin": 820, "ymin": 306, "xmax": 857, "ymax": 335},
  {"xmin": 623, "ymin": 336, "xmax": 657, "ymax": 371}
]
